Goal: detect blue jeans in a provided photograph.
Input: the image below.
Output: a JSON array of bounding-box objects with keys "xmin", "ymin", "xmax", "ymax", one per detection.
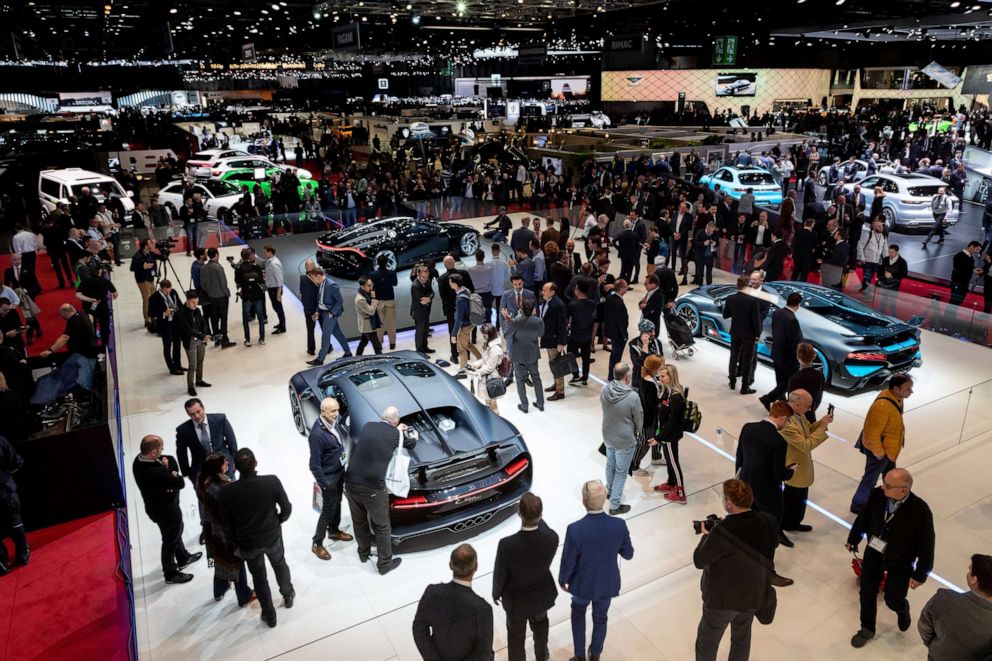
[
  {"xmin": 861, "ymin": 262, "xmax": 880, "ymax": 289},
  {"xmin": 605, "ymin": 446, "xmax": 635, "ymax": 510},
  {"xmin": 571, "ymin": 596, "xmax": 611, "ymax": 657},
  {"xmin": 343, "ymin": 207, "xmax": 358, "ymax": 226},
  {"xmin": 484, "ymin": 230, "xmax": 506, "ymax": 242},
  {"xmin": 851, "ymin": 452, "xmax": 895, "ymax": 513},
  {"xmin": 241, "ymin": 298, "xmax": 266, "ymax": 342},
  {"xmin": 316, "ymin": 312, "xmax": 352, "ymax": 363},
  {"xmin": 450, "ymin": 195, "xmax": 462, "ymax": 217}
]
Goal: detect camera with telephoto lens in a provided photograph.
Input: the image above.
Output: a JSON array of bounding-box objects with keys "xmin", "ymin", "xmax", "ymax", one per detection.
[
  {"xmin": 158, "ymin": 236, "xmax": 177, "ymax": 253},
  {"xmin": 693, "ymin": 513, "xmax": 722, "ymax": 535}
]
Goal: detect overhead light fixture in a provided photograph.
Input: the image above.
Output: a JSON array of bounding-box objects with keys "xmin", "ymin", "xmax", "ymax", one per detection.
[
  {"xmin": 412, "ymin": 15, "xmax": 421, "ymax": 24},
  {"xmin": 169, "ymin": 7, "xmax": 177, "ymax": 13},
  {"xmin": 949, "ymin": 1, "xmax": 960, "ymax": 6},
  {"xmin": 835, "ymin": 0, "xmax": 846, "ymax": 5}
]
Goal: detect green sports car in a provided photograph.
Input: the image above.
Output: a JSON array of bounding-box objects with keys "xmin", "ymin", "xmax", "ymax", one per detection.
[{"xmin": 218, "ymin": 167, "xmax": 319, "ymax": 200}]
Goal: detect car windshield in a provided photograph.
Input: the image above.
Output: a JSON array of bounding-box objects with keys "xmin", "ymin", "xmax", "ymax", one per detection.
[
  {"xmin": 191, "ymin": 152, "xmax": 216, "ymax": 161},
  {"xmin": 71, "ymin": 180, "xmax": 126, "ymax": 198},
  {"xmin": 738, "ymin": 171, "xmax": 775, "ymax": 185},
  {"xmin": 201, "ymin": 180, "xmax": 241, "ymax": 196},
  {"xmin": 906, "ymin": 185, "xmax": 943, "ymax": 197},
  {"xmin": 348, "ymin": 368, "xmax": 395, "ymax": 393}
]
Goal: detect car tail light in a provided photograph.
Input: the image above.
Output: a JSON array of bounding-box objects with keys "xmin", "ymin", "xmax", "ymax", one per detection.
[
  {"xmin": 903, "ymin": 199, "xmax": 926, "ymax": 205},
  {"xmin": 847, "ymin": 352, "xmax": 886, "ymax": 362},
  {"xmin": 391, "ymin": 495, "xmax": 429, "ymax": 510},
  {"xmin": 505, "ymin": 458, "xmax": 529, "ymax": 478},
  {"xmin": 315, "ymin": 240, "xmax": 366, "ymax": 258}
]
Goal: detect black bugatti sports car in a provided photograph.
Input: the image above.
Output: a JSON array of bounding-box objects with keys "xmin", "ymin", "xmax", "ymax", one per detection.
[
  {"xmin": 315, "ymin": 216, "xmax": 481, "ymax": 277},
  {"xmin": 288, "ymin": 352, "xmax": 532, "ymax": 550},
  {"xmin": 673, "ymin": 281, "xmax": 922, "ymax": 391}
]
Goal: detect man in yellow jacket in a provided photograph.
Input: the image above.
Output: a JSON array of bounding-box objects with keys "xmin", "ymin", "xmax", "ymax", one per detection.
[
  {"xmin": 779, "ymin": 390, "xmax": 832, "ymax": 539},
  {"xmin": 850, "ymin": 374, "xmax": 913, "ymax": 514}
]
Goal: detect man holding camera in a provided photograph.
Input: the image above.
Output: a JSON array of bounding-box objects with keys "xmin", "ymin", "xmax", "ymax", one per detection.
[{"xmin": 693, "ymin": 479, "xmax": 780, "ymax": 661}]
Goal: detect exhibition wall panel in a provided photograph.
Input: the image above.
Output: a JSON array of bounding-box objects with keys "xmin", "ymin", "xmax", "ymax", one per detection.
[{"xmin": 600, "ymin": 68, "xmax": 832, "ymax": 114}]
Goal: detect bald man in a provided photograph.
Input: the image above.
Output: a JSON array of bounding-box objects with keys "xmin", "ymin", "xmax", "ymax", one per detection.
[
  {"xmin": 39, "ymin": 303, "xmax": 99, "ymax": 363},
  {"xmin": 778, "ymin": 390, "xmax": 832, "ymax": 534},
  {"xmin": 847, "ymin": 468, "xmax": 936, "ymax": 649},
  {"xmin": 309, "ymin": 397, "xmax": 353, "ymax": 561},
  {"xmin": 344, "ymin": 406, "xmax": 418, "ymax": 575}
]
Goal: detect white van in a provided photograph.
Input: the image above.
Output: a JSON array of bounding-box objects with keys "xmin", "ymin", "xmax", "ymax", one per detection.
[{"xmin": 38, "ymin": 168, "xmax": 135, "ymax": 218}]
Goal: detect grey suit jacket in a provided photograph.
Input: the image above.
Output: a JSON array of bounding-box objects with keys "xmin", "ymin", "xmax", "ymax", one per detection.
[
  {"xmin": 499, "ymin": 288, "xmax": 536, "ymax": 332},
  {"xmin": 506, "ymin": 314, "xmax": 545, "ymax": 364}
]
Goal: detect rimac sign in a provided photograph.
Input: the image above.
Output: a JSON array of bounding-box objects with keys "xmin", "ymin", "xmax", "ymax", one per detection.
[
  {"xmin": 608, "ymin": 34, "xmax": 644, "ymax": 53},
  {"xmin": 332, "ymin": 23, "xmax": 361, "ymax": 51}
]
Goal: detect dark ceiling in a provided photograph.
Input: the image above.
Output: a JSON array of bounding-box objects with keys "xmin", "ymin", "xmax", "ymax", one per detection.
[{"xmin": 6, "ymin": 0, "xmax": 985, "ymax": 61}]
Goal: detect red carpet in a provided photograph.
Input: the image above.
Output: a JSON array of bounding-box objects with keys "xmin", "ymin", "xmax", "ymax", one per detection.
[
  {"xmin": 0, "ymin": 254, "xmax": 79, "ymax": 359},
  {"xmin": 0, "ymin": 512, "xmax": 131, "ymax": 661}
]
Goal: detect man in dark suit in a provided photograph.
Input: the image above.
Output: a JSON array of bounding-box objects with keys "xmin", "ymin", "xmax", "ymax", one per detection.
[
  {"xmin": 510, "ymin": 216, "xmax": 537, "ymax": 257},
  {"xmin": 847, "ymin": 468, "xmax": 935, "ymax": 650},
  {"xmin": 693, "ymin": 479, "xmax": 780, "ymax": 661},
  {"xmin": 220, "ymin": 448, "xmax": 294, "ymax": 628},
  {"xmin": 949, "ymin": 242, "xmax": 981, "ymax": 306},
  {"xmin": 175, "ymin": 398, "xmax": 238, "ymax": 486},
  {"xmin": 673, "ymin": 203, "xmax": 694, "ymax": 276},
  {"xmin": 759, "ymin": 292, "xmax": 804, "ymax": 409},
  {"xmin": 132, "ymin": 435, "xmax": 202, "ymax": 584},
  {"xmin": 504, "ymin": 298, "xmax": 545, "ymax": 414},
  {"xmin": 761, "ymin": 231, "xmax": 788, "ymax": 282},
  {"xmin": 791, "ymin": 218, "xmax": 817, "ymax": 282},
  {"xmin": 299, "ymin": 259, "xmax": 321, "ymax": 356},
  {"xmin": 559, "ymin": 480, "xmax": 634, "ymax": 661},
  {"xmin": 413, "ymin": 543, "xmax": 494, "ymax": 661},
  {"xmin": 493, "ymin": 493, "xmax": 559, "ymax": 661},
  {"xmin": 735, "ymin": 401, "xmax": 799, "ymax": 571},
  {"xmin": 500, "ymin": 274, "xmax": 537, "ymax": 359},
  {"xmin": 411, "ymin": 264, "xmax": 435, "ymax": 354},
  {"xmin": 603, "ymin": 280, "xmax": 629, "ymax": 381},
  {"xmin": 438, "ymin": 255, "xmax": 474, "ymax": 362},
  {"xmin": 722, "ymin": 276, "xmax": 762, "ymax": 394},
  {"xmin": 148, "ymin": 279, "xmax": 183, "ymax": 375},
  {"xmin": 3, "ymin": 254, "xmax": 41, "ymax": 300},
  {"xmin": 612, "ymin": 218, "xmax": 641, "ymax": 283},
  {"xmin": 539, "ymin": 283, "xmax": 568, "ymax": 402},
  {"xmin": 307, "ymin": 269, "xmax": 353, "ymax": 366},
  {"xmin": 639, "ymin": 273, "xmax": 665, "ymax": 332},
  {"xmin": 308, "ymin": 396, "xmax": 353, "ymax": 561}
]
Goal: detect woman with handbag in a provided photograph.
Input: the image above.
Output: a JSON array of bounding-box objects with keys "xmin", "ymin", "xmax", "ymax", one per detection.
[
  {"xmin": 196, "ymin": 453, "xmax": 255, "ymax": 607},
  {"xmin": 466, "ymin": 323, "xmax": 505, "ymax": 413},
  {"xmin": 651, "ymin": 364, "xmax": 688, "ymax": 504}
]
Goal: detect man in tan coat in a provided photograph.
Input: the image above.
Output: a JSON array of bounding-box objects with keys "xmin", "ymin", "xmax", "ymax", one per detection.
[
  {"xmin": 779, "ymin": 390, "xmax": 832, "ymax": 537},
  {"xmin": 850, "ymin": 374, "xmax": 912, "ymax": 514}
]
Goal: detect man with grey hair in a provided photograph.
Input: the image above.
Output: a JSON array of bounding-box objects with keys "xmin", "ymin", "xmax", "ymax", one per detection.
[
  {"xmin": 613, "ymin": 218, "xmax": 641, "ymax": 284},
  {"xmin": 344, "ymin": 406, "xmax": 417, "ymax": 575},
  {"xmin": 560, "ymin": 480, "xmax": 634, "ymax": 661},
  {"xmin": 309, "ymin": 397, "xmax": 353, "ymax": 561},
  {"xmin": 600, "ymin": 363, "xmax": 643, "ymax": 515}
]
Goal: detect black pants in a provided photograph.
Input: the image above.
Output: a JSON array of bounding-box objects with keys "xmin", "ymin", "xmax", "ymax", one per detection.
[
  {"xmin": 924, "ymin": 216, "xmax": 946, "ymax": 244},
  {"xmin": 619, "ymin": 257, "xmax": 635, "ymax": 283},
  {"xmin": 50, "ymin": 251, "xmax": 74, "ymax": 287},
  {"xmin": 345, "ymin": 483, "xmax": 394, "ymax": 573},
  {"xmin": 781, "ymin": 485, "xmax": 808, "ymax": 530},
  {"xmin": 305, "ymin": 309, "xmax": 319, "ymax": 353},
  {"xmin": 160, "ymin": 326, "xmax": 182, "ymax": 371},
  {"xmin": 241, "ymin": 537, "xmax": 294, "ymax": 621},
  {"xmin": 356, "ymin": 331, "xmax": 383, "ymax": 355},
  {"xmin": 664, "ymin": 439, "xmax": 684, "ymax": 488},
  {"xmin": 0, "ymin": 492, "xmax": 28, "ymax": 565},
  {"xmin": 695, "ymin": 605, "xmax": 755, "ymax": 661},
  {"xmin": 763, "ymin": 362, "xmax": 796, "ymax": 403},
  {"xmin": 313, "ymin": 473, "xmax": 344, "ymax": 545},
  {"xmin": 267, "ymin": 287, "xmax": 286, "ymax": 330},
  {"xmin": 950, "ymin": 282, "xmax": 968, "ymax": 306},
  {"xmin": 858, "ymin": 550, "xmax": 911, "ymax": 633},
  {"xmin": 792, "ymin": 259, "xmax": 811, "ymax": 282},
  {"xmin": 695, "ymin": 255, "xmax": 714, "ymax": 285},
  {"xmin": 506, "ymin": 610, "xmax": 549, "ymax": 661},
  {"xmin": 568, "ymin": 338, "xmax": 591, "ymax": 380},
  {"xmin": 729, "ymin": 336, "xmax": 755, "ymax": 387},
  {"xmin": 208, "ymin": 296, "xmax": 230, "ymax": 340},
  {"xmin": 413, "ymin": 310, "xmax": 431, "ymax": 352},
  {"xmin": 152, "ymin": 506, "xmax": 191, "ymax": 579},
  {"xmin": 607, "ymin": 334, "xmax": 626, "ymax": 380}
]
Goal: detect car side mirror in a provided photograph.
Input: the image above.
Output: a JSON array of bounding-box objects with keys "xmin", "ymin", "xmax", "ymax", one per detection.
[{"xmin": 126, "ymin": 190, "xmax": 135, "ymax": 198}]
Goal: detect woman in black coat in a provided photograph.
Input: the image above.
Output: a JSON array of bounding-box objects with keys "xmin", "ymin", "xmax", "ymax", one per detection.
[
  {"xmin": 197, "ymin": 453, "xmax": 255, "ymax": 606},
  {"xmin": 651, "ymin": 364, "xmax": 688, "ymax": 503},
  {"xmin": 631, "ymin": 354, "xmax": 665, "ymax": 476}
]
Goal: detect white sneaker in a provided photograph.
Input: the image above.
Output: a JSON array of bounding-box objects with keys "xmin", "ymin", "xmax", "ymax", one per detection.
[
  {"xmin": 633, "ymin": 469, "xmax": 650, "ymax": 477},
  {"xmin": 259, "ymin": 339, "xmax": 266, "ymax": 345},
  {"xmin": 650, "ymin": 459, "xmax": 666, "ymax": 466},
  {"xmin": 244, "ymin": 340, "xmax": 252, "ymax": 346}
]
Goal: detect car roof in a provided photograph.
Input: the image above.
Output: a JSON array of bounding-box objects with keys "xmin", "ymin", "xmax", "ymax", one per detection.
[
  {"xmin": 214, "ymin": 155, "xmax": 273, "ymax": 164},
  {"xmin": 40, "ymin": 168, "xmax": 116, "ymax": 184}
]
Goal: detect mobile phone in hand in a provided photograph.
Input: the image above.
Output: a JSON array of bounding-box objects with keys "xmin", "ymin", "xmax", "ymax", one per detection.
[{"xmin": 827, "ymin": 403, "xmax": 835, "ymax": 416}]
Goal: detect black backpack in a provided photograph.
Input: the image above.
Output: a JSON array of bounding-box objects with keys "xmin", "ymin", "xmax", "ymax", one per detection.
[{"xmin": 240, "ymin": 265, "xmax": 265, "ymax": 301}]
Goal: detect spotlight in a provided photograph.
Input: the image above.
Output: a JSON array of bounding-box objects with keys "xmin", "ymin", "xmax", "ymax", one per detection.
[
  {"xmin": 835, "ymin": 0, "xmax": 845, "ymax": 5},
  {"xmin": 412, "ymin": 14, "xmax": 421, "ymax": 24},
  {"xmin": 949, "ymin": 1, "xmax": 960, "ymax": 6}
]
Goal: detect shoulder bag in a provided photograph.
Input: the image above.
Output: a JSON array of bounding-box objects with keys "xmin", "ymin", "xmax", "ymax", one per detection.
[{"xmin": 384, "ymin": 428, "xmax": 412, "ymax": 497}]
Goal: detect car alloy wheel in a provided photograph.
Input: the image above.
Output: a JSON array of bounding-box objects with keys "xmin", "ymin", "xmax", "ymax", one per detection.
[
  {"xmin": 375, "ymin": 249, "xmax": 398, "ymax": 271},
  {"xmin": 881, "ymin": 207, "xmax": 896, "ymax": 233},
  {"xmin": 675, "ymin": 302, "xmax": 701, "ymax": 336},
  {"xmin": 289, "ymin": 385, "xmax": 306, "ymax": 435},
  {"xmin": 811, "ymin": 346, "xmax": 830, "ymax": 384},
  {"xmin": 460, "ymin": 232, "xmax": 480, "ymax": 256}
]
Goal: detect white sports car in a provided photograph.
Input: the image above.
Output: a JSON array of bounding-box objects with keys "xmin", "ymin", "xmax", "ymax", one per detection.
[
  {"xmin": 200, "ymin": 155, "xmax": 312, "ymax": 181},
  {"xmin": 157, "ymin": 179, "xmax": 243, "ymax": 221},
  {"xmin": 184, "ymin": 149, "xmax": 252, "ymax": 178}
]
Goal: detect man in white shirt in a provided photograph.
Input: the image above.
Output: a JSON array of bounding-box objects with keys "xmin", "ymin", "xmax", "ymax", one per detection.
[
  {"xmin": 263, "ymin": 245, "xmax": 286, "ymax": 334},
  {"xmin": 857, "ymin": 218, "xmax": 888, "ymax": 292},
  {"xmin": 11, "ymin": 225, "xmax": 37, "ymax": 275}
]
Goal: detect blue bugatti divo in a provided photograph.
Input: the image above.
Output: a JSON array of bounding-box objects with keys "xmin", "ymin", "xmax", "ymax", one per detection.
[{"xmin": 673, "ymin": 281, "xmax": 922, "ymax": 391}]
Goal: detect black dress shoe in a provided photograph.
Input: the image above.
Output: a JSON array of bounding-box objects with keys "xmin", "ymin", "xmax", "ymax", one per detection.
[
  {"xmin": 533, "ymin": 401, "xmax": 544, "ymax": 411},
  {"xmin": 284, "ymin": 593, "xmax": 295, "ymax": 609},
  {"xmin": 199, "ymin": 533, "xmax": 205, "ymax": 545},
  {"xmin": 14, "ymin": 549, "xmax": 29, "ymax": 566},
  {"xmin": 517, "ymin": 404, "xmax": 529, "ymax": 414},
  {"xmin": 262, "ymin": 614, "xmax": 277, "ymax": 628},
  {"xmin": 164, "ymin": 572, "xmax": 194, "ymax": 584},
  {"xmin": 307, "ymin": 349, "xmax": 316, "ymax": 356},
  {"xmin": 170, "ymin": 369, "xmax": 184, "ymax": 376},
  {"xmin": 771, "ymin": 573, "xmax": 794, "ymax": 587},
  {"xmin": 195, "ymin": 381, "xmax": 212, "ymax": 388},
  {"xmin": 379, "ymin": 558, "xmax": 403, "ymax": 575},
  {"xmin": 740, "ymin": 387, "xmax": 756, "ymax": 395},
  {"xmin": 728, "ymin": 380, "xmax": 736, "ymax": 390},
  {"xmin": 306, "ymin": 359, "xmax": 323, "ymax": 366},
  {"xmin": 177, "ymin": 552, "xmax": 203, "ymax": 570},
  {"xmin": 778, "ymin": 532, "xmax": 794, "ymax": 548},
  {"xmin": 544, "ymin": 385, "xmax": 557, "ymax": 393},
  {"xmin": 897, "ymin": 606, "xmax": 911, "ymax": 631},
  {"xmin": 850, "ymin": 628, "xmax": 874, "ymax": 648},
  {"xmin": 422, "ymin": 348, "xmax": 436, "ymax": 354},
  {"xmin": 758, "ymin": 395, "xmax": 772, "ymax": 412},
  {"xmin": 188, "ymin": 388, "xmax": 197, "ymax": 397},
  {"xmin": 785, "ymin": 524, "xmax": 813, "ymax": 533}
]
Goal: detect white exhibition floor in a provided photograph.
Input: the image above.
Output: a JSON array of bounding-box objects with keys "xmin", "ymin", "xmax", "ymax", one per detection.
[{"xmin": 113, "ymin": 215, "xmax": 992, "ymax": 661}]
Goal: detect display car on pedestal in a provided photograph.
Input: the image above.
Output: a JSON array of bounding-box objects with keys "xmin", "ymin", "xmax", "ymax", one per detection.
[
  {"xmin": 315, "ymin": 216, "xmax": 481, "ymax": 276},
  {"xmin": 674, "ymin": 281, "xmax": 922, "ymax": 391},
  {"xmin": 289, "ymin": 352, "xmax": 533, "ymax": 550}
]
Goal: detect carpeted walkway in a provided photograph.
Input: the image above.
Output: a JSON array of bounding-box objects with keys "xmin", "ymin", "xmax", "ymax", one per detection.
[{"xmin": 0, "ymin": 511, "xmax": 131, "ymax": 661}]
